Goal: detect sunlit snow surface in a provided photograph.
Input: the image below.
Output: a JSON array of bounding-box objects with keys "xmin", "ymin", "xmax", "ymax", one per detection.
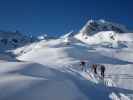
[{"xmin": 0, "ymin": 31, "xmax": 133, "ymax": 100}]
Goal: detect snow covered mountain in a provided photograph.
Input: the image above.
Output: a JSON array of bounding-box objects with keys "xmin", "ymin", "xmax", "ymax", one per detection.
[
  {"xmin": 75, "ymin": 20, "xmax": 132, "ymax": 48},
  {"xmin": 0, "ymin": 20, "xmax": 133, "ymax": 100},
  {"xmin": 0, "ymin": 31, "xmax": 31, "ymax": 51},
  {"xmin": 79, "ymin": 19, "xmax": 129, "ymax": 36}
]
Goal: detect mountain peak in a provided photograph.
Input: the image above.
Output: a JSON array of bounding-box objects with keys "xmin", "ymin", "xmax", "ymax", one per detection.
[{"xmin": 79, "ymin": 19, "xmax": 129, "ymax": 36}]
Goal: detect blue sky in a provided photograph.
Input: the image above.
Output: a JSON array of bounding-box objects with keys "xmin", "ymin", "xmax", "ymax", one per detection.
[{"xmin": 0, "ymin": 0, "xmax": 132, "ymax": 36}]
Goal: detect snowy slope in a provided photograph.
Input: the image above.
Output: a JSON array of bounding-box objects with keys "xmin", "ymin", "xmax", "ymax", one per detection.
[
  {"xmin": 76, "ymin": 31, "xmax": 133, "ymax": 48},
  {"xmin": 13, "ymin": 33, "xmax": 133, "ymax": 100},
  {"xmin": 0, "ymin": 20, "xmax": 133, "ymax": 100}
]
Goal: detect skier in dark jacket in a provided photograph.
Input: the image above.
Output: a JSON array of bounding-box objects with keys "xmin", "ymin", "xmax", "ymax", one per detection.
[
  {"xmin": 100, "ymin": 65, "xmax": 105, "ymax": 78},
  {"xmin": 80, "ymin": 61, "xmax": 86, "ymax": 72},
  {"xmin": 92, "ymin": 64, "xmax": 97, "ymax": 74}
]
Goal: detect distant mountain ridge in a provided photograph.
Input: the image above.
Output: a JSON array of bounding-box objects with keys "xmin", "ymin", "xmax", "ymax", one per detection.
[
  {"xmin": 0, "ymin": 31, "xmax": 31, "ymax": 51},
  {"xmin": 0, "ymin": 19, "xmax": 132, "ymax": 52}
]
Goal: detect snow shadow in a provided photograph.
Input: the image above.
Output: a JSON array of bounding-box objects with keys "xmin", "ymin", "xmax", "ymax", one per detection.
[
  {"xmin": 106, "ymin": 74, "xmax": 133, "ymax": 80},
  {"xmin": 7, "ymin": 63, "xmax": 76, "ymax": 80},
  {"xmin": 64, "ymin": 68, "xmax": 133, "ymax": 100},
  {"xmin": 3, "ymin": 62, "xmax": 133, "ymax": 100},
  {"xmin": 0, "ymin": 52, "xmax": 20, "ymax": 62},
  {"xmin": 64, "ymin": 44, "xmax": 133, "ymax": 65}
]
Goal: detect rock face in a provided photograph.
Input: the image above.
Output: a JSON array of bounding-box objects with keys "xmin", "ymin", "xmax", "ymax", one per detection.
[
  {"xmin": 79, "ymin": 19, "xmax": 129, "ymax": 36},
  {"xmin": 0, "ymin": 31, "xmax": 31, "ymax": 51}
]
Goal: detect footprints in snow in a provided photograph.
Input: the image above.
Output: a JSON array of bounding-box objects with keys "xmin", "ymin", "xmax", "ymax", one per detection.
[
  {"xmin": 82, "ymin": 71, "xmax": 131, "ymax": 100},
  {"xmin": 65, "ymin": 67, "xmax": 131, "ymax": 100}
]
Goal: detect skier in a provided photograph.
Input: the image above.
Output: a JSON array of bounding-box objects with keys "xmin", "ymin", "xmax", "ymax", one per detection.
[
  {"xmin": 110, "ymin": 35, "xmax": 115, "ymax": 40},
  {"xmin": 92, "ymin": 64, "xmax": 97, "ymax": 74},
  {"xmin": 100, "ymin": 65, "xmax": 105, "ymax": 79},
  {"xmin": 80, "ymin": 61, "xmax": 86, "ymax": 72}
]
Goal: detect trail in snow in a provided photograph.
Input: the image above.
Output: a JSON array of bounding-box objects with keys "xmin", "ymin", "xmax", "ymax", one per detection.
[
  {"xmin": 63, "ymin": 64, "xmax": 131, "ymax": 100},
  {"xmin": 0, "ymin": 29, "xmax": 133, "ymax": 100},
  {"xmin": 80, "ymin": 68, "xmax": 131, "ymax": 100},
  {"xmin": 14, "ymin": 36, "xmax": 133, "ymax": 100}
]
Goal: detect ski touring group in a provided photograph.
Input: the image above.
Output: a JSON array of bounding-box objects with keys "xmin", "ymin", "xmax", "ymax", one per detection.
[{"xmin": 80, "ymin": 61, "xmax": 106, "ymax": 79}]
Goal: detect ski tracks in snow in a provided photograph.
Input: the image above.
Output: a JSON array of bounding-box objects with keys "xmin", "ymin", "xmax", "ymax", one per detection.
[
  {"xmin": 66, "ymin": 66, "xmax": 131, "ymax": 100},
  {"xmin": 91, "ymin": 72, "xmax": 131, "ymax": 100}
]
